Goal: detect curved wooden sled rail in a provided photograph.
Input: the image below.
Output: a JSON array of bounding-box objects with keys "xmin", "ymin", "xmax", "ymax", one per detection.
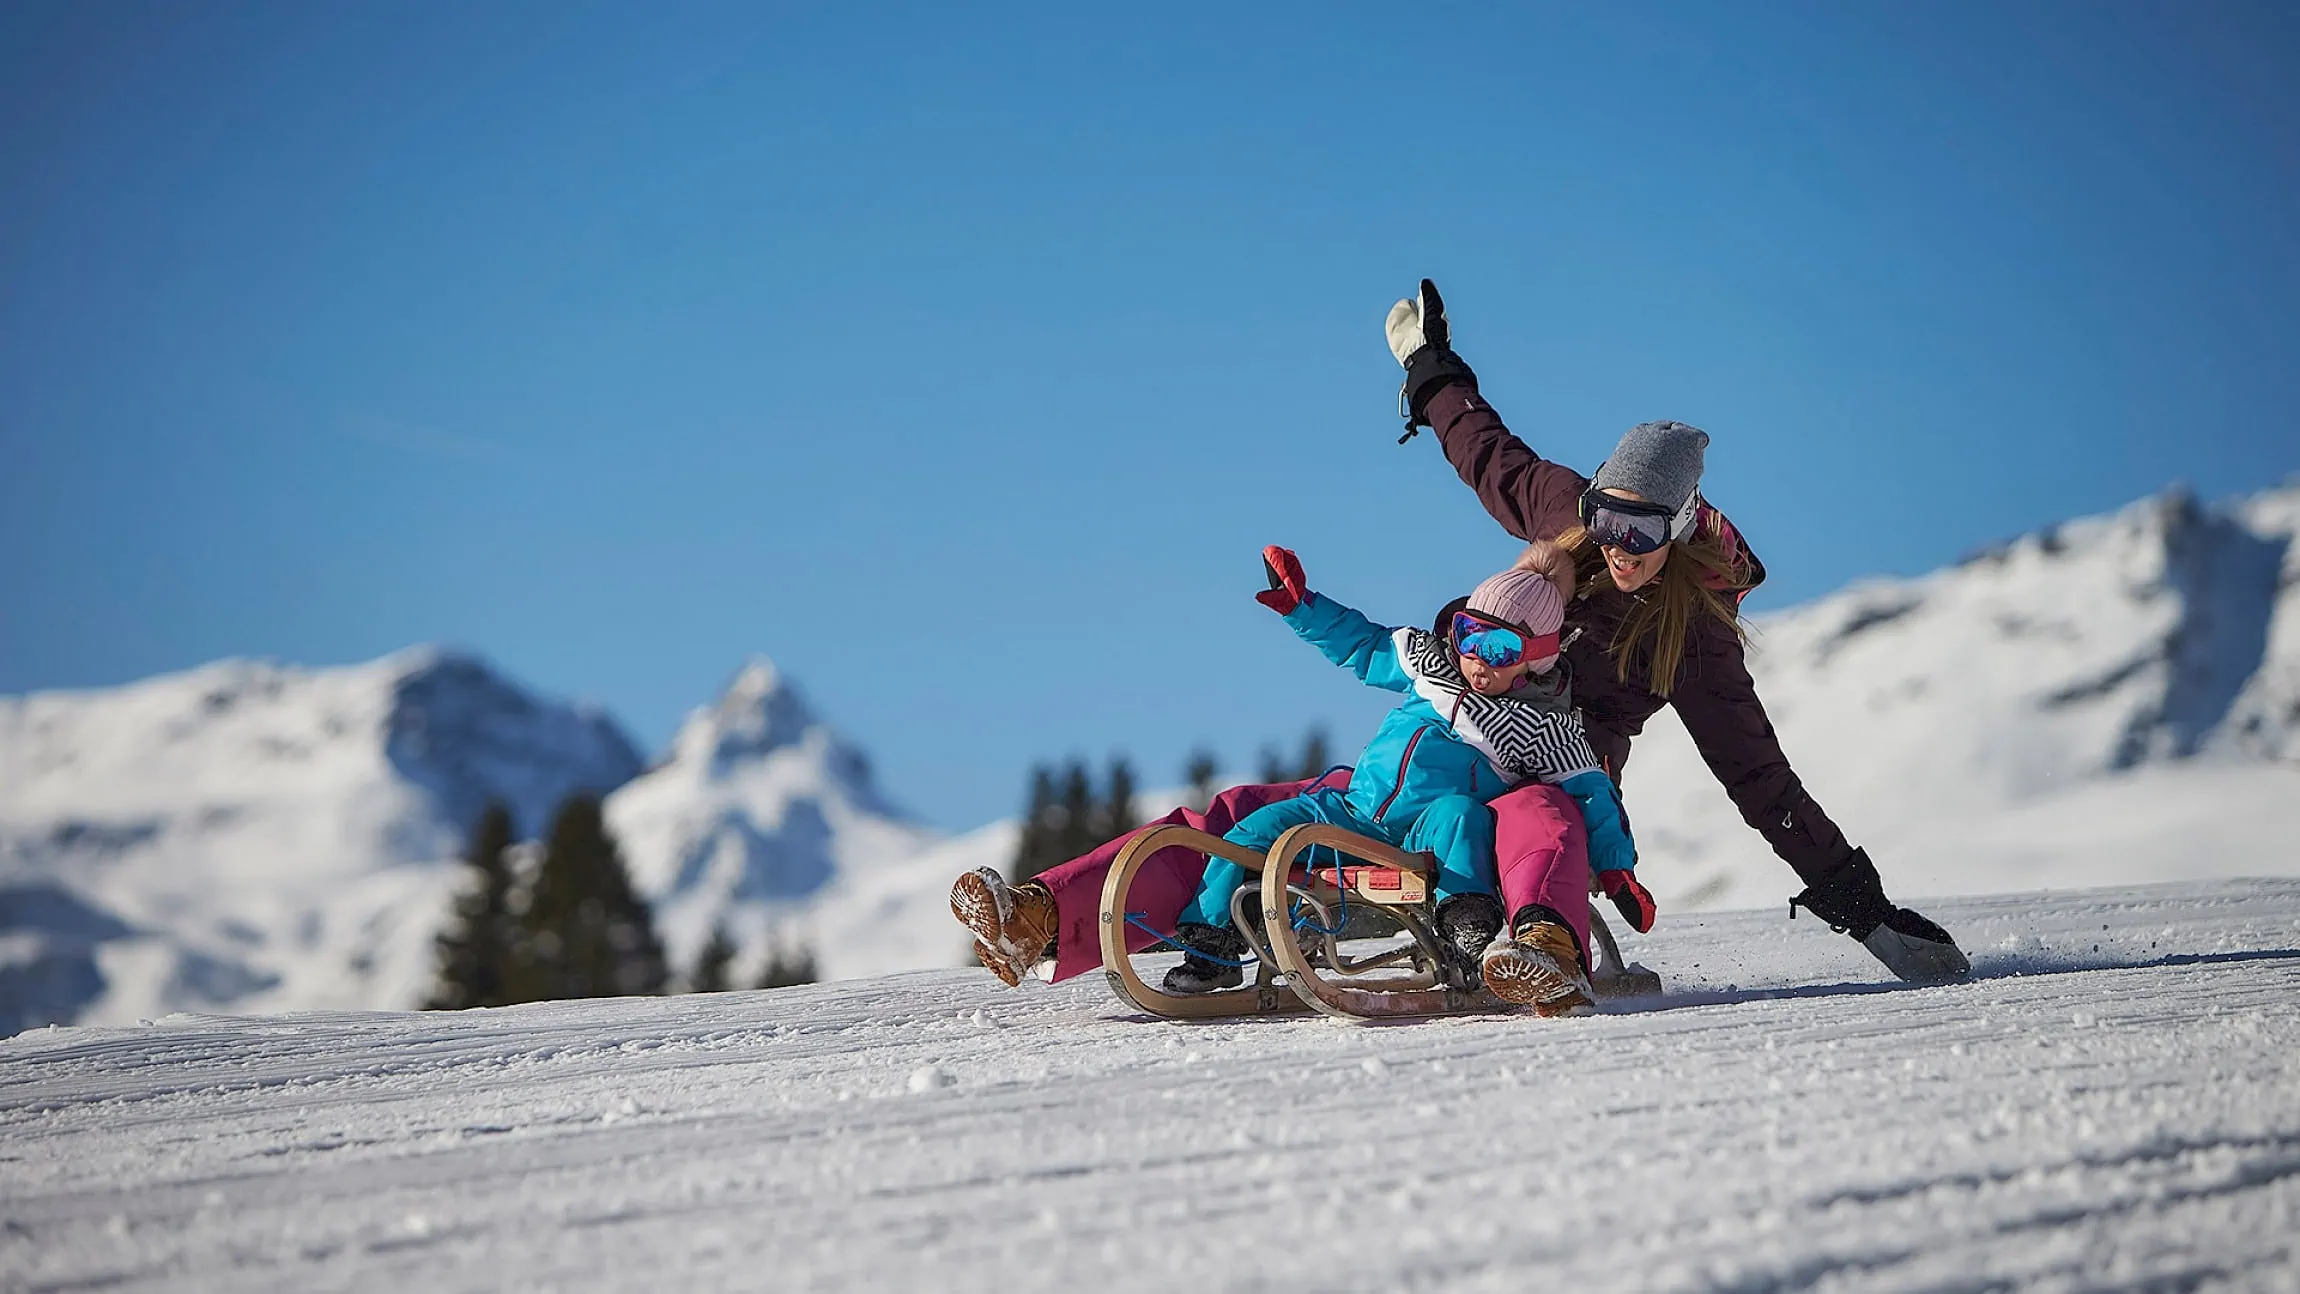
[
  {"xmin": 1100, "ymin": 821, "xmax": 1664, "ymax": 1022},
  {"xmin": 1260, "ymin": 824, "xmax": 1501, "ymax": 1021},
  {"xmin": 1098, "ymin": 824, "xmax": 1311, "ymax": 1019}
]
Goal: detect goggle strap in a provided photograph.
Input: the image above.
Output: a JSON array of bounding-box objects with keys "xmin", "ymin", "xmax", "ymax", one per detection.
[{"xmin": 1669, "ymin": 490, "xmax": 1701, "ymax": 542}]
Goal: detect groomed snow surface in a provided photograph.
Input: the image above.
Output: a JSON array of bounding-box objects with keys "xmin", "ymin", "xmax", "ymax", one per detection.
[{"xmin": 5, "ymin": 880, "xmax": 2297, "ymax": 1292}]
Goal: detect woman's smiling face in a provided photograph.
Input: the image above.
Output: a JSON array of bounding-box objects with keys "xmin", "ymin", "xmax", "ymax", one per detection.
[{"xmin": 1597, "ymin": 488, "xmax": 1672, "ymax": 592}]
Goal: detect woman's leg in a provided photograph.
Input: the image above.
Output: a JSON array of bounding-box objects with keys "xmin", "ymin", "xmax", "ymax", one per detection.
[
  {"xmin": 1489, "ymin": 781, "xmax": 1593, "ymax": 970},
  {"xmin": 1038, "ymin": 772, "xmax": 1349, "ymax": 983}
]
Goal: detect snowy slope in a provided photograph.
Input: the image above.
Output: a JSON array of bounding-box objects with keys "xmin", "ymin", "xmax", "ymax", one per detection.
[
  {"xmin": 603, "ymin": 658, "xmax": 948, "ymax": 983},
  {"xmin": 1619, "ymin": 482, "xmax": 2300, "ymax": 913},
  {"xmin": 3, "ymin": 880, "xmax": 2295, "ymax": 1292},
  {"xmin": 0, "ymin": 650, "xmax": 641, "ymax": 1032}
]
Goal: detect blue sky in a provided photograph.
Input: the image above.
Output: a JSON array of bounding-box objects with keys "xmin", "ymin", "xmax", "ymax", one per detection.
[{"xmin": 4, "ymin": 2, "xmax": 2296, "ymax": 831}]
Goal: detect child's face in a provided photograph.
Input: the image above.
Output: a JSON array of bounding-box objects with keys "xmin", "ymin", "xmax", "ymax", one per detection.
[{"xmin": 1459, "ymin": 653, "xmax": 1537, "ymax": 696}]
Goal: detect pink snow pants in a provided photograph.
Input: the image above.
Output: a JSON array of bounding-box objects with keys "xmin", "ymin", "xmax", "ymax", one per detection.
[
  {"xmin": 1487, "ymin": 781, "xmax": 1594, "ymax": 972},
  {"xmin": 1035, "ymin": 771, "xmax": 1594, "ymax": 982}
]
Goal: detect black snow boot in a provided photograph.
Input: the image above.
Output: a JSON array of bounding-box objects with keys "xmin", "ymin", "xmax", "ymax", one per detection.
[
  {"xmin": 1434, "ymin": 893, "xmax": 1506, "ymax": 988},
  {"xmin": 1791, "ymin": 849, "xmax": 1970, "ymax": 983},
  {"xmin": 1161, "ymin": 922, "xmax": 1248, "ymax": 995}
]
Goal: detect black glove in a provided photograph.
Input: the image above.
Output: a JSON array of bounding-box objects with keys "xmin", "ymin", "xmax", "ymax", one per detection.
[{"xmin": 1383, "ymin": 278, "xmax": 1478, "ymax": 438}]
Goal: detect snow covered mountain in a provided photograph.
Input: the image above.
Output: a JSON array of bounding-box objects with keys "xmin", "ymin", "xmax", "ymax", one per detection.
[
  {"xmin": 1624, "ymin": 480, "xmax": 2300, "ymax": 912},
  {"xmin": 602, "ymin": 658, "xmax": 958, "ymax": 984},
  {"xmin": 0, "ymin": 649, "xmax": 643, "ymax": 1034},
  {"xmin": 0, "ymin": 647, "xmax": 979, "ymax": 1035}
]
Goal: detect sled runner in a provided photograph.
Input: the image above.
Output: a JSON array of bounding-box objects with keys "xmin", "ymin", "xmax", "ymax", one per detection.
[{"xmin": 1097, "ymin": 823, "xmax": 1662, "ymax": 1022}]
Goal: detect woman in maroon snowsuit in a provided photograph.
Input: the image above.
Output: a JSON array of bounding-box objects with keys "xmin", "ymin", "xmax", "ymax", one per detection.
[
  {"xmin": 951, "ymin": 283, "xmax": 1968, "ymax": 991},
  {"xmin": 1387, "ymin": 281, "xmax": 1966, "ymax": 983}
]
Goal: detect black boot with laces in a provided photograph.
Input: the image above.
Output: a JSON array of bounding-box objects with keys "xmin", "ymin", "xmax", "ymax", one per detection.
[
  {"xmin": 1434, "ymin": 893, "xmax": 1506, "ymax": 989},
  {"xmin": 1161, "ymin": 922, "xmax": 1248, "ymax": 995}
]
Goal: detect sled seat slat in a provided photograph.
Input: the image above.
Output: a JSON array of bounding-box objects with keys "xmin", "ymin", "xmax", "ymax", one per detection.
[{"xmin": 1289, "ymin": 864, "xmax": 1429, "ymax": 906}]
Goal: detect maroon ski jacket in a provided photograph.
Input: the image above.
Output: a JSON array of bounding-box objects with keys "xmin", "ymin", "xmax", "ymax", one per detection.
[{"xmin": 1425, "ymin": 380, "xmax": 1856, "ymax": 887}]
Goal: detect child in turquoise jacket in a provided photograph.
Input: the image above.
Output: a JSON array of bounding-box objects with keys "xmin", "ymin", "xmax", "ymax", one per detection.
[{"xmin": 1167, "ymin": 544, "xmax": 1641, "ymax": 1001}]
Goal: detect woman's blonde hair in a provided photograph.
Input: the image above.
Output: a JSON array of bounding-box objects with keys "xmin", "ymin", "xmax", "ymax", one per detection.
[{"xmin": 1554, "ymin": 526, "xmax": 1749, "ymax": 697}]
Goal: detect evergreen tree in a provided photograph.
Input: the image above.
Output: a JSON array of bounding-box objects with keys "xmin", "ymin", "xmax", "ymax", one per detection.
[
  {"xmin": 1013, "ymin": 763, "xmax": 1058, "ymax": 881},
  {"xmin": 1099, "ymin": 755, "xmax": 1138, "ymax": 840},
  {"xmin": 1055, "ymin": 759, "xmax": 1096, "ymax": 864},
  {"xmin": 511, "ymin": 794, "xmax": 668, "ymax": 1001},
  {"xmin": 689, "ymin": 920, "xmax": 737, "ymax": 994},
  {"xmin": 425, "ymin": 801, "xmax": 519, "ymax": 1010},
  {"xmin": 1257, "ymin": 744, "xmax": 1288, "ymax": 786},
  {"xmin": 1298, "ymin": 725, "xmax": 1333, "ymax": 780},
  {"xmin": 756, "ymin": 936, "xmax": 819, "ymax": 989},
  {"xmin": 1012, "ymin": 752, "xmax": 1144, "ymax": 881},
  {"xmin": 1183, "ymin": 748, "xmax": 1218, "ymax": 811}
]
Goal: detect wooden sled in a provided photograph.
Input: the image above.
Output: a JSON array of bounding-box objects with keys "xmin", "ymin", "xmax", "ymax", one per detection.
[{"xmin": 1098, "ymin": 822, "xmax": 1663, "ymax": 1022}]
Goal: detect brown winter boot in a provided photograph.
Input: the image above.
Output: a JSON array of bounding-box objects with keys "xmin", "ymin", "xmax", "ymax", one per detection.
[
  {"xmin": 950, "ymin": 867, "xmax": 1057, "ymax": 987},
  {"xmin": 1480, "ymin": 919, "xmax": 1597, "ymax": 1017}
]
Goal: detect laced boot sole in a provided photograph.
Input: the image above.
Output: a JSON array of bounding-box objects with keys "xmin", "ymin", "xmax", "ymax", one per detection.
[
  {"xmin": 971, "ymin": 938, "xmax": 1021, "ymax": 988},
  {"xmin": 950, "ymin": 868, "xmax": 1055, "ymax": 986},
  {"xmin": 1482, "ymin": 937, "xmax": 1597, "ymax": 1018}
]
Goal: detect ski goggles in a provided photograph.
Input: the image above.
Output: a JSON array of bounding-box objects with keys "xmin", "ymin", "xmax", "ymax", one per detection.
[
  {"xmin": 1578, "ymin": 485, "xmax": 1698, "ymax": 555},
  {"xmin": 1450, "ymin": 611, "xmax": 1560, "ymax": 668}
]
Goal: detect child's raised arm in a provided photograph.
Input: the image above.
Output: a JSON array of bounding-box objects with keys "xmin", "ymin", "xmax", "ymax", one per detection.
[{"xmin": 1254, "ymin": 545, "xmax": 1414, "ymax": 694}]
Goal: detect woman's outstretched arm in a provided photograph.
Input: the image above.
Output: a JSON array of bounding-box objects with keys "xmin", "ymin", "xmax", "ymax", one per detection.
[
  {"xmin": 1667, "ymin": 623, "xmax": 1858, "ymax": 889},
  {"xmin": 1425, "ymin": 382, "xmax": 1590, "ymax": 544},
  {"xmin": 1385, "ymin": 284, "xmax": 1589, "ymax": 544}
]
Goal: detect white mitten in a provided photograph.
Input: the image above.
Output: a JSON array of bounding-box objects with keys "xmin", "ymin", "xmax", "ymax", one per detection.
[
  {"xmin": 1383, "ymin": 279, "xmax": 1449, "ymax": 366},
  {"xmin": 1385, "ymin": 297, "xmax": 1427, "ymax": 367}
]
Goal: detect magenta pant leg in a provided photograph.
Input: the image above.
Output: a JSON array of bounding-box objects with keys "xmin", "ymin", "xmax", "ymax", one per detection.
[
  {"xmin": 1038, "ymin": 774, "xmax": 1343, "ymax": 983},
  {"xmin": 1490, "ymin": 782, "xmax": 1594, "ymax": 971}
]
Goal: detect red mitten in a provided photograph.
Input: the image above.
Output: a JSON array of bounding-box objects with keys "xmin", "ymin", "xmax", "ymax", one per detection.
[
  {"xmin": 1597, "ymin": 870, "xmax": 1657, "ymax": 934},
  {"xmin": 1254, "ymin": 545, "xmax": 1311, "ymax": 615}
]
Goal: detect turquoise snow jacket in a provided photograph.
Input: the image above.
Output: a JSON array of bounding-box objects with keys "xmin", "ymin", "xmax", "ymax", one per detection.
[{"xmin": 1283, "ymin": 592, "xmax": 1638, "ymax": 875}]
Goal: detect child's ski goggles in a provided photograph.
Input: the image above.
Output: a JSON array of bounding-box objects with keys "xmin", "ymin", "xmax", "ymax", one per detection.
[
  {"xmin": 1450, "ymin": 611, "xmax": 1560, "ymax": 668},
  {"xmin": 1578, "ymin": 486, "xmax": 1698, "ymax": 555}
]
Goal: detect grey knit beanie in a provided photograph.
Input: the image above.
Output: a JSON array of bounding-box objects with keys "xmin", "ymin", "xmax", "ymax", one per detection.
[{"xmin": 1592, "ymin": 421, "xmax": 1709, "ymax": 516}]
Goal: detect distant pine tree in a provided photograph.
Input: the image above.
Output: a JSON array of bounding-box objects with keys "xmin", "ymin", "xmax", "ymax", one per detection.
[
  {"xmin": 1257, "ymin": 744, "xmax": 1288, "ymax": 786},
  {"xmin": 511, "ymin": 794, "xmax": 667, "ymax": 1001},
  {"xmin": 1298, "ymin": 726, "xmax": 1332, "ymax": 781},
  {"xmin": 425, "ymin": 801, "xmax": 519, "ymax": 1010},
  {"xmin": 1013, "ymin": 753, "xmax": 1144, "ymax": 881},
  {"xmin": 1183, "ymin": 748, "xmax": 1218, "ymax": 811},
  {"xmin": 1013, "ymin": 764, "xmax": 1058, "ymax": 881},
  {"xmin": 1099, "ymin": 756, "xmax": 1137, "ymax": 840},
  {"xmin": 1055, "ymin": 759, "xmax": 1096, "ymax": 864},
  {"xmin": 757, "ymin": 936, "xmax": 818, "ymax": 989},
  {"xmin": 689, "ymin": 920, "xmax": 737, "ymax": 994}
]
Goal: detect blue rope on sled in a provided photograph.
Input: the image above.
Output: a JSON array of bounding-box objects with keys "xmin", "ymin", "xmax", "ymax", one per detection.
[
  {"xmin": 1287, "ymin": 764, "xmax": 1358, "ymax": 937},
  {"xmin": 1123, "ymin": 912, "xmax": 1257, "ymax": 968},
  {"xmin": 1130, "ymin": 769, "xmax": 1367, "ymax": 966}
]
